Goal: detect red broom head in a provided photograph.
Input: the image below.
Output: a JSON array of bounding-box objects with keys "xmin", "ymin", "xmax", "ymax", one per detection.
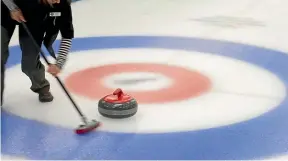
[{"xmin": 75, "ymin": 120, "xmax": 101, "ymax": 134}]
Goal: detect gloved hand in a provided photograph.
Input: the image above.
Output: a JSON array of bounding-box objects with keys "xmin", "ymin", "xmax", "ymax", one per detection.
[{"xmin": 47, "ymin": 64, "xmax": 61, "ymax": 76}]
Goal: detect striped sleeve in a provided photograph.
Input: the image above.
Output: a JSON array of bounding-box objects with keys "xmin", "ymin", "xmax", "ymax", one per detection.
[
  {"xmin": 56, "ymin": 38, "xmax": 72, "ymax": 69},
  {"xmin": 2, "ymin": 0, "xmax": 18, "ymax": 11}
]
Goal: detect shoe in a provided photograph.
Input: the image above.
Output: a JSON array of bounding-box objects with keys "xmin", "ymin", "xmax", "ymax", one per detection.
[{"xmin": 39, "ymin": 91, "xmax": 54, "ymax": 102}]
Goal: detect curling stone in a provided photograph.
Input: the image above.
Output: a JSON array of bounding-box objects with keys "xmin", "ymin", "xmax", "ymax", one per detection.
[{"xmin": 98, "ymin": 88, "xmax": 138, "ymax": 119}]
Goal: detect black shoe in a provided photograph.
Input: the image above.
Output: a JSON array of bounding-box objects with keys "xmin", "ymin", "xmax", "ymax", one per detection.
[{"xmin": 39, "ymin": 91, "xmax": 54, "ymax": 102}]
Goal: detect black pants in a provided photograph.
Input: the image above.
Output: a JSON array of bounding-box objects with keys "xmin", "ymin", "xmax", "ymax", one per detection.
[{"xmin": 1, "ymin": 23, "xmax": 50, "ymax": 106}]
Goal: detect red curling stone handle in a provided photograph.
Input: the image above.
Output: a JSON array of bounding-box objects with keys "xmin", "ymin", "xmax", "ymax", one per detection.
[{"xmin": 113, "ymin": 88, "xmax": 124, "ymax": 99}]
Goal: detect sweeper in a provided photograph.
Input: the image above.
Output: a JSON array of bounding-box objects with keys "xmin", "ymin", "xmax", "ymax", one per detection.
[{"xmin": 1, "ymin": 0, "xmax": 100, "ymax": 134}]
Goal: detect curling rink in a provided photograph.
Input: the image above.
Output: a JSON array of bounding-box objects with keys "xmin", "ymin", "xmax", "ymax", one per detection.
[{"xmin": 1, "ymin": 0, "xmax": 288, "ymax": 160}]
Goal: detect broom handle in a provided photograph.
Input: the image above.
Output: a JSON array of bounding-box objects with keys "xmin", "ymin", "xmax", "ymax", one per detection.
[{"xmin": 21, "ymin": 22, "xmax": 87, "ymax": 122}]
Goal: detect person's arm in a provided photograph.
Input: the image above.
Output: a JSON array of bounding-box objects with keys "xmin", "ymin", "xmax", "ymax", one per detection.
[
  {"xmin": 2, "ymin": 0, "xmax": 26, "ymax": 22},
  {"xmin": 47, "ymin": 1, "xmax": 74, "ymax": 76},
  {"xmin": 55, "ymin": 38, "xmax": 72, "ymax": 69},
  {"xmin": 2, "ymin": 0, "xmax": 18, "ymax": 11},
  {"xmin": 55, "ymin": 2, "xmax": 74, "ymax": 69}
]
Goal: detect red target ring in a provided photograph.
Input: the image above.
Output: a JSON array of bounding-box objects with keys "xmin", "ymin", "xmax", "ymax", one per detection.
[{"xmin": 64, "ymin": 63, "xmax": 212, "ymax": 103}]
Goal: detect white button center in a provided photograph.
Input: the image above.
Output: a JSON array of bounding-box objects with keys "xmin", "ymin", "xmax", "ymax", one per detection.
[{"xmin": 102, "ymin": 72, "xmax": 173, "ymax": 91}]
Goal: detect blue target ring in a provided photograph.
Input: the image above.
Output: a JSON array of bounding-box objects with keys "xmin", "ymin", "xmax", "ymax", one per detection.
[{"xmin": 2, "ymin": 36, "xmax": 288, "ymax": 160}]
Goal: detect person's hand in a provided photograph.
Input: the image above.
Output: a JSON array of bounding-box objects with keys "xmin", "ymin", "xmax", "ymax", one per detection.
[
  {"xmin": 10, "ymin": 9, "xmax": 26, "ymax": 23},
  {"xmin": 41, "ymin": 0, "xmax": 60, "ymax": 5},
  {"xmin": 47, "ymin": 64, "xmax": 61, "ymax": 76}
]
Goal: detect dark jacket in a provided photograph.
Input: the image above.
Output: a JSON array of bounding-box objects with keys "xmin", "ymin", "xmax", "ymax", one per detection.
[
  {"xmin": 1, "ymin": 0, "xmax": 74, "ymax": 58},
  {"xmin": 42, "ymin": 0, "xmax": 74, "ymax": 58}
]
